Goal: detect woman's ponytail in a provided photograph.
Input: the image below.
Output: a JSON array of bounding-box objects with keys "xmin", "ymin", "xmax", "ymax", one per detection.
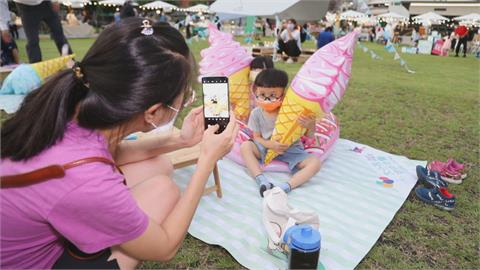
[
  {"xmin": 2, "ymin": 18, "xmax": 195, "ymax": 161},
  {"xmin": 1, "ymin": 68, "xmax": 88, "ymax": 161}
]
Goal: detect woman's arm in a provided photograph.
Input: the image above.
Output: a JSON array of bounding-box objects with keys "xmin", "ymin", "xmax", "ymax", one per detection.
[
  {"xmin": 118, "ymin": 119, "xmax": 239, "ymax": 261},
  {"xmin": 114, "ymin": 132, "xmax": 189, "ymax": 166},
  {"xmin": 114, "ymin": 107, "xmax": 204, "ymax": 166}
]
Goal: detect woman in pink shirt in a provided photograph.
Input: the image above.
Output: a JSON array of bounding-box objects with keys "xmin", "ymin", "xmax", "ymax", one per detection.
[{"xmin": 0, "ymin": 18, "xmax": 238, "ymax": 269}]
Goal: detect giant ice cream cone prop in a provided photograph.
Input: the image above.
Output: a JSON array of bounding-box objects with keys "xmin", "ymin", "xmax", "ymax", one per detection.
[
  {"xmin": 264, "ymin": 31, "xmax": 359, "ymax": 164},
  {"xmin": 31, "ymin": 55, "xmax": 75, "ymax": 81},
  {"xmin": 199, "ymin": 24, "xmax": 253, "ymax": 121},
  {"xmin": 0, "ymin": 54, "xmax": 75, "ymax": 95}
]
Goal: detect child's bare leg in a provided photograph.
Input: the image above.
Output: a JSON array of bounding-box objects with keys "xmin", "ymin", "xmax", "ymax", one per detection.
[
  {"xmin": 240, "ymin": 141, "xmax": 262, "ymax": 177},
  {"xmin": 240, "ymin": 141, "xmax": 274, "ymax": 196},
  {"xmin": 289, "ymin": 156, "xmax": 322, "ymax": 189}
]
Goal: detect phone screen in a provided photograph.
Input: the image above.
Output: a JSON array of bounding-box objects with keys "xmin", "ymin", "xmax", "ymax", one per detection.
[{"xmin": 202, "ymin": 76, "xmax": 230, "ymax": 133}]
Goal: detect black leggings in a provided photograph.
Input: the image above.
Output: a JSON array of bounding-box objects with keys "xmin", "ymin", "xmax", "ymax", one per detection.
[
  {"xmin": 16, "ymin": 1, "xmax": 72, "ymax": 63},
  {"xmin": 277, "ymin": 39, "xmax": 301, "ymax": 57},
  {"xmin": 53, "ymin": 242, "xmax": 120, "ymax": 269},
  {"xmin": 455, "ymin": 36, "xmax": 468, "ymax": 56}
]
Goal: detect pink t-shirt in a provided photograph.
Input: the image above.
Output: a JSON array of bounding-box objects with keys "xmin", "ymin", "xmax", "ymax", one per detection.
[{"xmin": 1, "ymin": 122, "xmax": 149, "ymax": 269}]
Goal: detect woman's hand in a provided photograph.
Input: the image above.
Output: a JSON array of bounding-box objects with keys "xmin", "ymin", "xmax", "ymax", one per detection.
[
  {"xmin": 200, "ymin": 114, "xmax": 239, "ymax": 163},
  {"xmin": 179, "ymin": 106, "xmax": 204, "ymax": 147}
]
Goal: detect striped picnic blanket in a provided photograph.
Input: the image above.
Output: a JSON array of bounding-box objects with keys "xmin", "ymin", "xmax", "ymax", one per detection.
[{"xmin": 173, "ymin": 139, "xmax": 424, "ymax": 269}]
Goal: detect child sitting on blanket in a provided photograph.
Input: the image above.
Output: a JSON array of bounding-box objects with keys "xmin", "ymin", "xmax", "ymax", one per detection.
[{"xmin": 240, "ymin": 69, "xmax": 322, "ymax": 197}]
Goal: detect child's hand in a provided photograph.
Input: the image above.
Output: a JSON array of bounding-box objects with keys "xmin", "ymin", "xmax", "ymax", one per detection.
[
  {"xmin": 268, "ymin": 141, "xmax": 289, "ymax": 154},
  {"xmin": 298, "ymin": 115, "xmax": 316, "ymax": 138},
  {"xmin": 298, "ymin": 115, "xmax": 316, "ymax": 130}
]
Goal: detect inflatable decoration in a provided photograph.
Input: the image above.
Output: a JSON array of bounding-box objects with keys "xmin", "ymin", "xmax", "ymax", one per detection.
[
  {"xmin": 0, "ymin": 55, "xmax": 75, "ymax": 95},
  {"xmin": 225, "ymin": 112, "xmax": 339, "ymax": 172},
  {"xmin": 199, "ymin": 24, "xmax": 253, "ymax": 121},
  {"xmin": 264, "ymin": 31, "xmax": 359, "ymax": 164}
]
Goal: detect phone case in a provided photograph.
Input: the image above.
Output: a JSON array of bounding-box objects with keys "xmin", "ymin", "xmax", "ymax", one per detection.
[{"xmin": 202, "ymin": 76, "xmax": 230, "ymax": 134}]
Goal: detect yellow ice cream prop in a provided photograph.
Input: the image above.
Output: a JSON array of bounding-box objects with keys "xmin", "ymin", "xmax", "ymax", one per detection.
[
  {"xmin": 0, "ymin": 54, "xmax": 76, "ymax": 95},
  {"xmin": 31, "ymin": 54, "xmax": 75, "ymax": 81},
  {"xmin": 199, "ymin": 24, "xmax": 253, "ymax": 121},
  {"xmin": 264, "ymin": 31, "xmax": 358, "ymax": 165},
  {"xmin": 264, "ymin": 88, "xmax": 322, "ymax": 164},
  {"xmin": 228, "ymin": 66, "xmax": 251, "ymax": 121}
]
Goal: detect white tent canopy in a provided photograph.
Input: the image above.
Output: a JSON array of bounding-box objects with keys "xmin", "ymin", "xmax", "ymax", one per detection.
[
  {"xmin": 377, "ymin": 12, "xmax": 408, "ymax": 22},
  {"xmin": 210, "ymin": 0, "xmax": 329, "ymax": 21},
  {"xmin": 412, "ymin": 12, "xmax": 449, "ymax": 25},
  {"xmin": 98, "ymin": 0, "xmax": 137, "ymax": 6},
  {"xmin": 453, "ymin": 13, "xmax": 480, "ymax": 23},
  {"xmin": 141, "ymin": 0, "xmax": 176, "ymax": 11},
  {"xmin": 340, "ymin": 10, "xmax": 367, "ymax": 20},
  {"xmin": 60, "ymin": 0, "xmax": 90, "ymax": 8},
  {"xmin": 185, "ymin": 4, "xmax": 209, "ymax": 13}
]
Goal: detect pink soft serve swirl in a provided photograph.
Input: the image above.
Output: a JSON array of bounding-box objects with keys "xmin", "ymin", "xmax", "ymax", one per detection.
[
  {"xmin": 290, "ymin": 31, "xmax": 359, "ymax": 113},
  {"xmin": 199, "ymin": 24, "xmax": 253, "ymax": 78}
]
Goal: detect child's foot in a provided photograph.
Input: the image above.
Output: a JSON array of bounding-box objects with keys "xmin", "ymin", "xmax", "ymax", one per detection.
[
  {"xmin": 259, "ymin": 182, "xmax": 274, "ymax": 197},
  {"xmin": 255, "ymin": 174, "xmax": 274, "ymax": 197},
  {"xmin": 279, "ymin": 182, "xmax": 291, "ymax": 194}
]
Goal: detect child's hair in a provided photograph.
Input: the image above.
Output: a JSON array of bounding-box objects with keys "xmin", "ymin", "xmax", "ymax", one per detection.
[
  {"xmin": 250, "ymin": 56, "xmax": 274, "ymax": 70},
  {"xmin": 254, "ymin": 68, "xmax": 288, "ymax": 89},
  {"xmin": 2, "ymin": 18, "xmax": 195, "ymax": 161}
]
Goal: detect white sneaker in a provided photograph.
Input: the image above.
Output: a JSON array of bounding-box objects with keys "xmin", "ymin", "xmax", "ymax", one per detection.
[{"xmin": 286, "ymin": 58, "xmax": 294, "ymax": 64}]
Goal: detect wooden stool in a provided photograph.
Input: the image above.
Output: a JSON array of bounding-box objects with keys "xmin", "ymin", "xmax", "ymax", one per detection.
[
  {"xmin": 164, "ymin": 142, "xmax": 222, "ymax": 198},
  {"xmin": 136, "ymin": 128, "xmax": 222, "ymax": 198}
]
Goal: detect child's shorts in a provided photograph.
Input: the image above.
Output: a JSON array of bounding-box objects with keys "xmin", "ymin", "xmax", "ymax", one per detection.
[{"xmin": 251, "ymin": 140, "xmax": 311, "ymax": 174}]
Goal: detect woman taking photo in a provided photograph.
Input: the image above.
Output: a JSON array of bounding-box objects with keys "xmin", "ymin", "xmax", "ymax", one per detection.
[{"xmin": 1, "ymin": 18, "xmax": 238, "ymax": 269}]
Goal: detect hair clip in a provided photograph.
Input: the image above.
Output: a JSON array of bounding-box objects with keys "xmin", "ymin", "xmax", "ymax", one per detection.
[
  {"xmin": 141, "ymin": 20, "xmax": 154, "ymax": 36},
  {"xmin": 72, "ymin": 61, "xmax": 84, "ymax": 79}
]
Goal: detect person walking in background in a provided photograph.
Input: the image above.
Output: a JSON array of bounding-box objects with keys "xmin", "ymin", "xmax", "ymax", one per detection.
[
  {"xmin": 454, "ymin": 24, "xmax": 468, "ymax": 57},
  {"xmin": 185, "ymin": 12, "xmax": 192, "ymax": 39},
  {"xmin": 114, "ymin": 8, "xmax": 121, "ymax": 23},
  {"xmin": 157, "ymin": 9, "xmax": 167, "ymax": 23},
  {"xmin": 0, "ymin": 0, "xmax": 11, "ymax": 41},
  {"xmin": 14, "ymin": 0, "xmax": 72, "ymax": 63},
  {"xmin": 441, "ymin": 32, "xmax": 452, "ymax": 56},
  {"xmin": 316, "ymin": 26, "xmax": 334, "ymax": 49},
  {"xmin": 120, "ymin": 0, "xmax": 136, "ymax": 19},
  {"xmin": 1, "ymin": 31, "xmax": 20, "ymax": 66},
  {"xmin": 0, "ymin": 0, "xmax": 20, "ymax": 66},
  {"xmin": 214, "ymin": 16, "xmax": 221, "ymax": 31},
  {"xmin": 9, "ymin": 11, "xmax": 18, "ymax": 39}
]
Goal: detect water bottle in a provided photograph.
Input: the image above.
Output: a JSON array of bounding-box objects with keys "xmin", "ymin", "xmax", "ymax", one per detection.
[{"xmin": 283, "ymin": 224, "xmax": 321, "ymax": 269}]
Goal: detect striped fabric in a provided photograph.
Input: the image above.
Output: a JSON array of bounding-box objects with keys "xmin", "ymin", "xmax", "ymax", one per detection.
[{"xmin": 173, "ymin": 139, "xmax": 425, "ymax": 269}]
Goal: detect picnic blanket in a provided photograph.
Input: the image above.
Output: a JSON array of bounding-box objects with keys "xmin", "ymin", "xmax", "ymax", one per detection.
[{"xmin": 173, "ymin": 139, "xmax": 425, "ymax": 269}]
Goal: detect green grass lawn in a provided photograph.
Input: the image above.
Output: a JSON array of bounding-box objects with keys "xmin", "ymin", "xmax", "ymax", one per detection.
[{"xmin": 12, "ymin": 37, "xmax": 480, "ymax": 269}]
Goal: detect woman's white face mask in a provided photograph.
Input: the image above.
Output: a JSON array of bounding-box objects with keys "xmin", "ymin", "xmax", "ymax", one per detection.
[
  {"xmin": 150, "ymin": 106, "xmax": 179, "ymax": 133},
  {"xmin": 287, "ymin": 24, "xmax": 295, "ymax": 31}
]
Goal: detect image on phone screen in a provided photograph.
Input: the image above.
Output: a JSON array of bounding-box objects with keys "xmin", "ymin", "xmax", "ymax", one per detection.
[{"xmin": 202, "ymin": 76, "xmax": 230, "ymax": 133}]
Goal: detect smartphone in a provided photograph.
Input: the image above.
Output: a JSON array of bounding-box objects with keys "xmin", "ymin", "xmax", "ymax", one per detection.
[{"xmin": 202, "ymin": 76, "xmax": 230, "ymax": 134}]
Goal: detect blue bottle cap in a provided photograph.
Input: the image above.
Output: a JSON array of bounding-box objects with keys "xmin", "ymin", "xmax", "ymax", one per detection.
[{"xmin": 284, "ymin": 224, "xmax": 321, "ymax": 252}]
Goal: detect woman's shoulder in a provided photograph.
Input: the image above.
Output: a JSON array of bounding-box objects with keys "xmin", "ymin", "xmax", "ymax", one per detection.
[{"xmin": 1, "ymin": 122, "xmax": 112, "ymax": 177}]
